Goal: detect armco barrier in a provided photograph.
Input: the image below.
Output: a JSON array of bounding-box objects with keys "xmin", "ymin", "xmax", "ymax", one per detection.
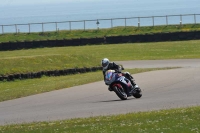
[
  {"xmin": 0, "ymin": 66, "xmax": 102, "ymax": 82},
  {"xmin": 0, "ymin": 31, "xmax": 200, "ymax": 51}
]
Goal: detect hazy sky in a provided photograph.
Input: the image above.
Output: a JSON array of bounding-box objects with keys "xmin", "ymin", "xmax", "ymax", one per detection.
[{"xmin": 0, "ymin": 0, "xmax": 99, "ymax": 6}]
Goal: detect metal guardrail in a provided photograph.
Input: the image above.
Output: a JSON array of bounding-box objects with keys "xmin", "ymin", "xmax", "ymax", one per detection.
[{"xmin": 1, "ymin": 14, "xmax": 200, "ymax": 34}]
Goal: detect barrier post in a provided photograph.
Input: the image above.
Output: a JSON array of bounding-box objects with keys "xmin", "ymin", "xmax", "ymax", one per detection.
[
  {"xmin": 84, "ymin": 20, "xmax": 85, "ymax": 30},
  {"xmin": 166, "ymin": 15, "xmax": 168, "ymax": 25},
  {"xmin": 1, "ymin": 25, "xmax": 3, "ymax": 34},
  {"xmin": 111, "ymin": 19, "xmax": 113, "ymax": 28},
  {"xmin": 152, "ymin": 16, "xmax": 154, "ymax": 26},
  {"xmin": 96, "ymin": 20, "xmax": 100, "ymax": 30},
  {"xmin": 125, "ymin": 18, "xmax": 127, "ymax": 27},
  {"xmin": 56, "ymin": 22, "xmax": 58, "ymax": 32},
  {"xmin": 138, "ymin": 17, "xmax": 140, "ymax": 27},
  {"xmin": 180, "ymin": 15, "xmax": 182, "ymax": 26},
  {"xmin": 15, "ymin": 24, "xmax": 17, "ymax": 34},
  {"xmin": 42, "ymin": 23, "xmax": 44, "ymax": 32},
  {"xmin": 69, "ymin": 21, "xmax": 71, "ymax": 31},
  {"xmin": 29, "ymin": 24, "xmax": 30, "ymax": 33}
]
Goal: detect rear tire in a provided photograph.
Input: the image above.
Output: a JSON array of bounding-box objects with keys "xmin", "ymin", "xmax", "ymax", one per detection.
[{"xmin": 113, "ymin": 85, "xmax": 127, "ymax": 100}]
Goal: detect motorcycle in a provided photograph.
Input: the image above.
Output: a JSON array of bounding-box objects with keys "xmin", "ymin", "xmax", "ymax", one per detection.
[{"xmin": 104, "ymin": 70, "xmax": 142, "ymax": 100}]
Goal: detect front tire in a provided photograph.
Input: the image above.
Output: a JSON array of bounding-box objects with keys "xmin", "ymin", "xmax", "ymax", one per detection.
[
  {"xmin": 133, "ymin": 87, "xmax": 142, "ymax": 98},
  {"xmin": 113, "ymin": 85, "xmax": 127, "ymax": 100}
]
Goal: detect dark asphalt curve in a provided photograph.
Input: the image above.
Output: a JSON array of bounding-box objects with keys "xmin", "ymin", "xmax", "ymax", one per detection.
[{"xmin": 0, "ymin": 59, "xmax": 200, "ymax": 125}]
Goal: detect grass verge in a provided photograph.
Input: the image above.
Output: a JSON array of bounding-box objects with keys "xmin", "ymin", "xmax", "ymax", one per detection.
[
  {"xmin": 0, "ymin": 24, "xmax": 200, "ymax": 42},
  {"xmin": 0, "ymin": 40, "xmax": 200, "ymax": 75},
  {"xmin": 0, "ymin": 106, "xmax": 199, "ymax": 133}
]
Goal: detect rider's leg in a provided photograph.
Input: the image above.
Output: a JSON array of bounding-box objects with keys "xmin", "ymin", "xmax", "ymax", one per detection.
[{"xmin": 123, "ymin": 72, "xmax": 136, "ymax": 86}]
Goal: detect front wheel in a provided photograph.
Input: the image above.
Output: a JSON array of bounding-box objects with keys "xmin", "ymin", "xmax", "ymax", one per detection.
[
  {"xmin": 113, "ymin": 85, "xmax": 127, "ymax": 100},
  {"xmin": 133, "ymin": 87, "xmax": 142, "ymax": 98}
]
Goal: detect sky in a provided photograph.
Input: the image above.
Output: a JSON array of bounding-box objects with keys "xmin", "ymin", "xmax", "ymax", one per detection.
[
  {"xmin": 1, "ymin": 0, "xmax": 199, "ymax": 7},
  {"xmin": 1, "ymin": 0, "xmax": 64, "ymax": 6},
  {"xmin": 0, "ymin": 0, "xmax": 98, "ymax": 6}
]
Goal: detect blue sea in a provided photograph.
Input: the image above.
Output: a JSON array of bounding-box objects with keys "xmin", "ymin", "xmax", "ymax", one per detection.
[{"xmin": 0, "ymin": 0, "xmax": 200, "ymax": 33}]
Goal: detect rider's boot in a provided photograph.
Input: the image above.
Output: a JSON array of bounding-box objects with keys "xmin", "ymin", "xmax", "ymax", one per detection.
[
  {"xmin": 129, "ymin": 79, "xmax": 139, "ymax": 95},
  {"xmin": 130, "ymin": 78, "xmax": 137, "ymax": 88}
]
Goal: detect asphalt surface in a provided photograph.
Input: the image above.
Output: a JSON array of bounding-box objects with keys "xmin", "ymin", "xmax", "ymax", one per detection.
[{"xmin": 0, "ymin": 59, "xmax": 200, "ymax": 125}]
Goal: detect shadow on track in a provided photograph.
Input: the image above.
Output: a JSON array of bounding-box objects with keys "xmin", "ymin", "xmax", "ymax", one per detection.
[{"xmin": 94, "ymin": 98, "xmax": 136, "ymax": 103}]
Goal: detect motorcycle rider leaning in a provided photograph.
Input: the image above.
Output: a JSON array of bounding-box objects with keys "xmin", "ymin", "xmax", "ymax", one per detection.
[{"xmin": 101, "ymin": 58, "xmax": 136, "ymax": 91}]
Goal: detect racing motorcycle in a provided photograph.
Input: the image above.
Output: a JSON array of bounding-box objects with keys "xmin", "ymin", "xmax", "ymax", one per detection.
[{"xmin": 105, "ymin": 70, "xmax": 142, "ymax": 100}]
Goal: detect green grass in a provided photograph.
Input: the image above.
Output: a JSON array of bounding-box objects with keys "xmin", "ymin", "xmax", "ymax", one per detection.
[
  {"xmin": 1, "ymin": 106, "xmax": 199, "ymax": 133},
  {"xmin": 0, "ymin": 28, "xmax": 200, "ymax": 130},
  {"xmin": 0, "ymin": 68, "xmax": 175, "ymax": 102},
  {"xmin": 0, "ymin": 40, "xmax": 200, "ymax": 75},
  {"xmin": 0, "ymin": 24, "xmax": 200, "ymax": 43}
]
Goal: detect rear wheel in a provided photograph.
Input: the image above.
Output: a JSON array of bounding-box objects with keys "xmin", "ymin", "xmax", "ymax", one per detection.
[
  {"xmin": 113, "ymin": 85, "xmax": 127, "ymax": 100},
  {"xmin": 133, "ymin": 87, "xmax": 142, "ymax": 98}
]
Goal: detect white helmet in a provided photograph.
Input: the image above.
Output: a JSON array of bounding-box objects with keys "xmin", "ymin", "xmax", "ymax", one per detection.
[{"xmin": 101, "ymin": 58, "xmax": 110, "ymax": 70}]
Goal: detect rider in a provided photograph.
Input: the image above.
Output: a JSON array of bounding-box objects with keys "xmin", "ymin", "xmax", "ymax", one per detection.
[{"xmin": 101, "ymin": 58, "xmax": 137, "ymax": 91}]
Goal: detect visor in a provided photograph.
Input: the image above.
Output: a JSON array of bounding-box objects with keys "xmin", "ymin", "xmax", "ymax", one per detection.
[{"xmin": 102, "ymin": 63, "xmax": 108, "ymax": 67}]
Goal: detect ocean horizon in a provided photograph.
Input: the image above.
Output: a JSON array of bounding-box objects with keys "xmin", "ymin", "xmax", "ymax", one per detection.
[{"xmin": 0, "ymin": 0, "xmax": 200, "ymax": 33}]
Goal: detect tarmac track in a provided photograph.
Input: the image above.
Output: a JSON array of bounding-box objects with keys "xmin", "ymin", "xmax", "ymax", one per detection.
[{"xmin": 0, "ymin": 59, "xmax": 200, "ymax": 125}]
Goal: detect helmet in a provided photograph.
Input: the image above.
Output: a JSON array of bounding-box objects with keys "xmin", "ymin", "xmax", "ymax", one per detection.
[{"xmin": 101, "ymin": 58, "xmax": 110, "ymax": 70}]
